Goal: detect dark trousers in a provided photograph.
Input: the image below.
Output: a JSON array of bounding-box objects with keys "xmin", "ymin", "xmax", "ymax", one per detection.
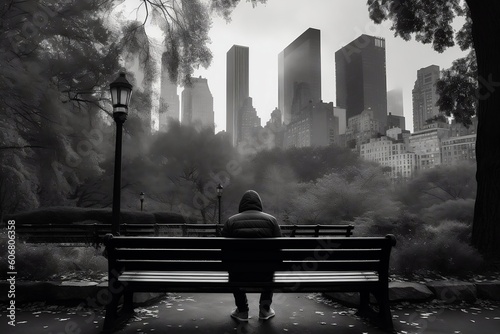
[
  {"xmin": 233, "ymin": 289, "xmax": 273, "ymax": 312},
  {"xmin": 230, "ymin": 271, "xmax": 274, "ymax": 312}
]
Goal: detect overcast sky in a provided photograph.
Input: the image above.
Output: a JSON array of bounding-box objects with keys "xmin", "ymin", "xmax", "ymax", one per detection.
[{"xmin": 189, "ymin": 0, "xmax": 466, "ymax": 133}]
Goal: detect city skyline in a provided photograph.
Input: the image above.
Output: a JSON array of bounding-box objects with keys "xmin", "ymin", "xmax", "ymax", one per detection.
[{"xmin": 192, "ymin": 0, "xmax": 466, "ymax": 133}]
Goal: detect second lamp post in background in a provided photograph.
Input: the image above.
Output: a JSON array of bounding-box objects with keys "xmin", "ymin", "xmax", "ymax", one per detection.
[
  {"xmin": 140, "ymin": 192, "xmax": 145, "ymax": 211},
  {"xmin": 216, "ymin": 184, "xmax": 223, "ymax": 224}
]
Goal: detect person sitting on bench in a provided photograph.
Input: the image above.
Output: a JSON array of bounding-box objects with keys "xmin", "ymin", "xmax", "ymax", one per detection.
[{"xmin": 221, "ymin": 190, "xmax": 282, "ymax": 322}]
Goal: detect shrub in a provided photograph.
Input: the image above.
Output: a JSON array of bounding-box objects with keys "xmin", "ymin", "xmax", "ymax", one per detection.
[
  {"xmin": 5, "ymin": 206, "xmax": 89, "ymax": 225},
  {"xmin": 391, "ymin": 219, "xmax": 482, "ymax": 277},
  {"xmin": 425, "ymin": 220, "xmax": 472, "ymax": 243},
  {"xmin": 153, "ymin": 211, "xmax": 192, "ymax": 224},
  {"xmin": 5, "ymin": 207, "xmax": 192, "ymax": 225},
  {"xmin": 353, "ymin": 212, "xmax": 426, "ymax": 239},
  {"xmin": 421, "ymin": 198, "xmax": 475, "ymax": 224},
  {"xmin": 392, "ymin": 235, "xmax": 482, "ymax": 277},
  {"xmin": 352, "ymin": 215, "xmax": 482, "ymax": 277}
]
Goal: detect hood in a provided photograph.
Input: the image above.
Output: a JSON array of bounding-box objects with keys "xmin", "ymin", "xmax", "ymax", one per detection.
[{"xmin": 238, "ymin": 190, "xmax": 263, "ymax": 213}]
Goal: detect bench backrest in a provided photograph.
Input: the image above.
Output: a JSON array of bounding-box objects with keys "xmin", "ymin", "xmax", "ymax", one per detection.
[
  {"xmin": 105, "ymin": 235, "xmax": 396, "ymax": 280},
  {"xmin": 280, "ymin": 224, "xmax": 354, "ymax": 237},
  {"xmin": 15, "ymin": 223, "xmax": 355, "ymax": 247},
  {"xmin": 16, "ymin": 224, "xmax": 97, "ymax": 245}
]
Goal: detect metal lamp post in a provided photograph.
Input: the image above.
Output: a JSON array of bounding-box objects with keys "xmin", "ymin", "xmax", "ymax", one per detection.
[
  {"xmin": 109, "ymin": 73, "xmax": 133, "ymax": 236},
  {"xmin": 216, "ymin": 184, "xmax": 223, "ymax": 224},
  {"xmin": 140, "ymin": 192, "xmax": 145, "ymax": 212}
]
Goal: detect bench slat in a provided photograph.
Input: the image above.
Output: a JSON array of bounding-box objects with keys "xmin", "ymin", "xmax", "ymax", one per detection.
[
  {"xmin": 116, "ymin": 260, "xmax": 382, "ymax": 272},
  {"xmin": 110, "ymin": 236, "xmax": 394, "ymax": 249},
  {"xmin": 113, "ymin": 248, "xmax": 383, "ymax": 261},
  {"xmin": 119, "ymin": 271, "xmax": 379, "ymax": 283}
]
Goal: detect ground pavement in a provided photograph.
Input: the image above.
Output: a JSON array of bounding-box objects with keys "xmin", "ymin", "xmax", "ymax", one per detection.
[{"xmin": 1, "ymin": 292, "xmax": 500, "ymax": 334}]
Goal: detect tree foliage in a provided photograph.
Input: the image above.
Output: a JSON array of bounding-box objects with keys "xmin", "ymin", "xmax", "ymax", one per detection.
[
  {"xmin": 129, "ymin": 122, "xmax": 238, "ymax": 222},
  {"xmin": 368, "ymin": 0, "xmax": 500, "ymax": 259},
  {"xmin": 367, "ymin": 0, "xmax": 463, "ymax": 52},
  {"xmin": 367, "ymin": 0, "xmax": 476, "ymax": 125},
  {"xmin": 0, "ymin": 0, "xmax": 254, "ymax": 217}
]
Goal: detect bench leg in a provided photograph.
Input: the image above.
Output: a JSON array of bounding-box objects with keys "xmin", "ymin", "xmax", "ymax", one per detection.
[
  {"xmin": 357, "ymin": 291, "xmax": 371, "ymax": 317},
  {"xmin": 374, "ymin": 289, "xmax": 394, "ymax": 332},
  {"xmin": 123, "ymin": 290, "xmax": 134, "ymax": 314},
  {"xmin": 103, "ymin": 289, "xmax": 122, "ymax": 333}
]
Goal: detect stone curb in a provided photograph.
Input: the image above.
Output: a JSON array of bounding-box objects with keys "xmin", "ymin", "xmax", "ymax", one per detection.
[
  {"xmin": 0, "ymin": 280, "xmax": 166, "ymax": 305},
  {"xmin": 1, "ymin": 280, "xmax": 499, "ymax": 305},
  {"xmin": 324, "ymin": 280, "xmax": 500, "ymax": 306}
]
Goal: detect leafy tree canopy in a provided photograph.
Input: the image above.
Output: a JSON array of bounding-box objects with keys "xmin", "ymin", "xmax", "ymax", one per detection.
[{"xmin": 367, "ymin": 0, "xmax": 475, "ymax": 125}]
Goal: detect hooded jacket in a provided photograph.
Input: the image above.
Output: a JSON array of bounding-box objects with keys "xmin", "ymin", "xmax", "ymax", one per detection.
[{"xmin": 222, "ymin": 190, "xmax": 282, "ymax": 238}]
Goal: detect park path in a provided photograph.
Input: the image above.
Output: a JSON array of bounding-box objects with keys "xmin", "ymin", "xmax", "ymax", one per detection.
[{"xmin": 1, "ymin": 292, "xmax": 499, "ymax": 334}]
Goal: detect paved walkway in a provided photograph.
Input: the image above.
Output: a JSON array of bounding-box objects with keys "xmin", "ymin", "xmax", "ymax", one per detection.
[{"xmin": 1, "ymin": 292, "xmax": 499, "ymax": 334}]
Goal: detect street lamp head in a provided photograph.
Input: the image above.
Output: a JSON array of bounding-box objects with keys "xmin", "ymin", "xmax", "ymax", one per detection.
[
  {"xmin": 110, "ymin": 72, "xmax": 133, "ymax": 116},
  {"xmin": 140, "ymin": 191, "xmax": 145, "ymax": 201},
  {"xmin": 216, "ymin": 183, "xmax": 224, "ymax": 197}
]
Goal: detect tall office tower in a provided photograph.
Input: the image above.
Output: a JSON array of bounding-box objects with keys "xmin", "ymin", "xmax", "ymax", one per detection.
[
  {"xmin": 387, "ymin": 88, "xmax": 404, "ymax": 117},
  {"xmin": 278, "ymin": 28, "xmax": 321, "ymax": 125},
  {"xmin": 239, "ymin": 97, "xmax": 261, "ymax": 144},
  {"xmin": 284, "ymin": 101, "xmax": 336, "ymax": 148},
  {"xmin": 412, "ymin": 65, "xmax": 441, "ymax": 132},
  {"xmin": 265, "ymin": 108, "xmax": 286, "ymax": 149},
  {"xmin": 335, "ymin": 34, "xmax": 388, "ymax": 130},
  {"xmin": 226, "ymin": 45, "xmax": 249, "ymax": 146},
  {"xmin": 181, "ymin": 76, "xmax": 214, "ymax": 130},
  {"xmin": 159, "ymin": 53, "xmax": 180, "ymax": 132},
  {"xmin": 387, "ymin": 113, "xmax": 406, "ymax": 131},
  {"xmin": 333, "ymin": 107, "xmax": 347, "ymax": 135}
]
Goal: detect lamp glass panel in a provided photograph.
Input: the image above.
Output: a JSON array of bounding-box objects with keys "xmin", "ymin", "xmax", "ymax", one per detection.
[
  {"xmin": 120, "ymin": 89, "xmax": 129, "ymax": 106},
  {"xmin": 111, "ymin": 89, "xmax": 118, "ymax": 106},
  {"xmin": 126, "ymin": 91, "xmax": 132, "ymax": 105}
]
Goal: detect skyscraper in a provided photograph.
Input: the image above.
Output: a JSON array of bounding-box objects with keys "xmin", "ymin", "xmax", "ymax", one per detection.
[
  {"xmin": 265, "ymin": 108, "xmax": 286, "ymax": 149},
  {"xmin": 226, "ymin": 45, "xmax": 249, "ymax": 146},
  {"xmin": 181, "ymin": 76, "xmax": 214, "ymax": 130},
  {"xmin": 335, "ymin": 34, "xmax": 388, "ymax": 130},
  {"xmin": 278, "ymin": 28, "xmax": 321, "ymax": 125},
  {"xmin": 412, "ymin": 65, "xmax": 441, "ymax": 132},
  {"xmin": 159, "ymin": 53, "xmax": 180, "ymax": 132},
  {"xmin": 284, "ymin": 101, "xmax": 336, "ymax": 148},
  {"xmin": 238, "ymin": 97, "xmax": 261, "ymax": 144},
  {"xmin": 387, "ymin": 88, "xmax": 404, "ymax": 117}
]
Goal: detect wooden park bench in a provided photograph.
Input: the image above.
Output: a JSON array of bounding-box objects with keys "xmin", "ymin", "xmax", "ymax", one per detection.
[{"xmin": 102, "ymin": 234, "xmax": 396, "ymax": 332}]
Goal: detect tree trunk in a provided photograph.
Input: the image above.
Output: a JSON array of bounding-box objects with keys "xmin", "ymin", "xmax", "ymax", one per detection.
[{"xmin": 468, "ymin": 0, "xmax": 500, "ymax": 260}]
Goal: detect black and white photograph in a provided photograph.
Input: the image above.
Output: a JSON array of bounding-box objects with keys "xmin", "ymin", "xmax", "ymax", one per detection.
[{"xmin": 1, "ymin": 1, "xmax": 499, "ymax": 333}]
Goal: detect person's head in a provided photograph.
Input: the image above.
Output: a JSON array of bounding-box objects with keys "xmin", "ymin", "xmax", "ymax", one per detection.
[{"xmin": 238, "ymin": 190, "xmax": 263, "ymax": 213}]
